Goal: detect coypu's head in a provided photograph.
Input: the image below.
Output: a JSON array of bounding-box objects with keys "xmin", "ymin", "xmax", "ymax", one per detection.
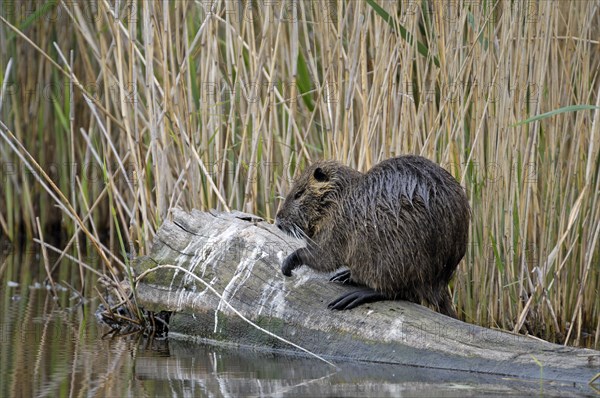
[{"xmin": 276, "ymin": 161, "xmax": 361, "ymax": 239}]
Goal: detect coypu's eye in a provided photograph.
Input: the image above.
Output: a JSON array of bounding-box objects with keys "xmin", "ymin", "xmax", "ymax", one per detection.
[
  {"xmin": 313, "ymin": 167, "xmax": 329, "ymax": 182},
  {"xmin": 294, "ymin": 189, "xmax": 305, "ymax": 200}
]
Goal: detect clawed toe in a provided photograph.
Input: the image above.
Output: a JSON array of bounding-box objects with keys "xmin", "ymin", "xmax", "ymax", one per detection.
[
  {"xmin": 328, "ymin": 288, "xmax": 387, "ymax": 310},
  {"xmin": 329, "ymin": 269, "xmax": 357, "ymax": 285}
]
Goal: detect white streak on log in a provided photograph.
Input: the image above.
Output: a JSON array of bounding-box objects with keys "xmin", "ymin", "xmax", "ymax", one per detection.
[{"xmin": 214, "ymin": 246, "xmax": 262, "ymax": 333}]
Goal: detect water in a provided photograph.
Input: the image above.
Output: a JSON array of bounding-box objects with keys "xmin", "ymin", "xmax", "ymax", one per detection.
[{"xmin": 0, "ymin": 248, "xmax": 595, "ymax": 397}]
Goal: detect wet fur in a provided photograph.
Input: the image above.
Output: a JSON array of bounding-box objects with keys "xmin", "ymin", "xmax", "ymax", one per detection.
[{"xmin": 276, "ymin": 155, "xmax": 470, "ymax": 318}]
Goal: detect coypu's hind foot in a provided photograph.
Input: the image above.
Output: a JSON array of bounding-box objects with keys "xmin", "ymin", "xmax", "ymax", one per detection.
[
  {"xmin": 328, "ymin": 269, "xmax": 358, "ymax": 285},
  {"xmin": 328, "ymin": 288, "xmax": 387, "ymax": 310}
]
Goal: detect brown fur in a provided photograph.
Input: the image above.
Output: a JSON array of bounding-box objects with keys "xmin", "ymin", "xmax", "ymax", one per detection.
[{"xmin": 276, "ymin": 155, "xmax": 470, "ymax": 317}]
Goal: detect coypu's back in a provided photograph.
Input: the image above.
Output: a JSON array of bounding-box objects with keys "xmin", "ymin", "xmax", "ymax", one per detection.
[
  {"xmin": 340, "ymin": 156, "xmax": 470, "ymax": 313},
  {"xmin": 276, "ymin": 155, "xmax": 470, "ymax": 317}
]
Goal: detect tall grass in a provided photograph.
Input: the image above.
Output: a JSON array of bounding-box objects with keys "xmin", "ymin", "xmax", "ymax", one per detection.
[{"xmin": 0, "ymin": 1, "xmax": 598, "ymax": 347}]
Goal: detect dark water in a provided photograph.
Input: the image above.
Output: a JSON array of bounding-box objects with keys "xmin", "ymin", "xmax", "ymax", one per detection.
[{"xmin": 1, "ymin": 248, "xmax": 596, "ymax": 397}]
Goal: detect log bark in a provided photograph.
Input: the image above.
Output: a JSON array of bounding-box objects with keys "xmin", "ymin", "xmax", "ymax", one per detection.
[{"xmin": 134, "ymin": 209, "xmax": 600, "ymax": 386}]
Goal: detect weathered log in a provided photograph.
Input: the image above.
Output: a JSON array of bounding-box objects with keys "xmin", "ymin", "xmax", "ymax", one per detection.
[{"xmin": 134, "ymin": 209, "xmax": 600, "ymax": 387}]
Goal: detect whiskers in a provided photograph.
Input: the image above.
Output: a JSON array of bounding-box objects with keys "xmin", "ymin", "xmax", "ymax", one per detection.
[
  {"xmin": 277, "ymin": 220, "xmax": 305, "ymax": 241},
  {"xmin": 277, "ymin": 220, "xmax": 325, "ymax": 266},
  {"xmin": 290, "ymin": 223, "xmax": 304, "ymax": 240},
  {"xmin": 292, "ymin": 223, "xmax": 320, "ymax": 248},
  {"xmin": 280, "ymin": 222, "xmax": 320, "ymax": 249}
]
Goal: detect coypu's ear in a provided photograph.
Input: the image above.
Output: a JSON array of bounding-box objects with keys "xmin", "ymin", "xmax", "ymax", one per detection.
[{"xmin": 313, "ymin": 167, "xmax": 329, "ymax": 182}]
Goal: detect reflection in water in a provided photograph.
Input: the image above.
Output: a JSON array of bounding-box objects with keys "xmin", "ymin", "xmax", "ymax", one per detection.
[{"xmin": 0, "ymin": 248, "xmax": 594, "ymax": 397}]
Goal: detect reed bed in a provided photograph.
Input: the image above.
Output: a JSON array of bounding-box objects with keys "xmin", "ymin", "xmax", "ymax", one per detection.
[{"xmin": 0, "ymin": 1, "xmax": 598, "ymax": 347}]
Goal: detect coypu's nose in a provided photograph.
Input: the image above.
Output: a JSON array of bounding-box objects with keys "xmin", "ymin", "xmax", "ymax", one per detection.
[{"xmin": 275, "ymin": 209, "xmax": 286, "ymax": 230}]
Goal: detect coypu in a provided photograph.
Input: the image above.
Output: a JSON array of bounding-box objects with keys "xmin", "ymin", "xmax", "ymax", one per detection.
[{"xmin": 275, "ymin": 155, "xmax": 470, "ymax": 318}]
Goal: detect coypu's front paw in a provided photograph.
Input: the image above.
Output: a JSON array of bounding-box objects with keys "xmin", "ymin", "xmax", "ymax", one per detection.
[{"xmin": 281, "ymin": 250, "xmax": 303, "ymax": 276}]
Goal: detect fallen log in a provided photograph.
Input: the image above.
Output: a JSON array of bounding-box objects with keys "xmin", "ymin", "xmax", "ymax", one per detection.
[{"xmin": 134, "ymin": 209, "xmax": 600, "ymax": 387}]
